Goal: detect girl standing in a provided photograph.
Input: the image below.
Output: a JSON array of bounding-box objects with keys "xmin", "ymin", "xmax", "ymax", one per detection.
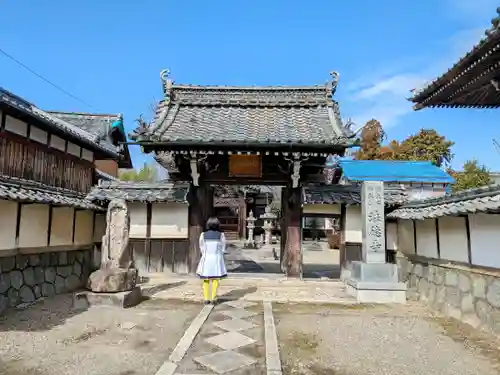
[{"xmin": 196, "ymin": 217, "xmax": 227, "ymax": 304}]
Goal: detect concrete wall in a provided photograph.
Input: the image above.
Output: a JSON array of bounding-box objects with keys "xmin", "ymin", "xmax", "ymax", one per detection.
[
  {"xmin": 395, "ymin": 213, "xmax": 500, "ymax": 334},
  {"xmin": 395, "ymin": 214, "xmax": 500, "ymax": 269},
  {"xmin": 345, "ymin": 205, "xmax": 361, "ymax": 243},
  {"xmin": 0, "ymin": 200, "xmax": 97, "ymax": 254},
  {"xmin": 129, "ymin": 202, "xmax": 189, "ymax": 239}
]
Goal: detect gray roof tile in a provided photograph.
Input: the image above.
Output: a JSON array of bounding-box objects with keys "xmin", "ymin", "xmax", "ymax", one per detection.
[
  {"xmin": 303, "ymin": 185, "xmax": 407, "ymax": 206},
  {"xmin": 87, "ymin": 180, "xmax": 189, "ymax": 203},
  {"xmin": 0, "ymin": 88, "xmax": 118, "ymax": 157},
  {"xmin": 130, "ymin": 76, "xmax": 354, "ymax": 147},
  {"xmin": 388, "ymin": 184, "xmax": 500, "ymax": 219},
  {"xmin": 0, "ymin": 174, "xmax": 104, "ymax": 211},
  {"xmin": 409, "ymin": 8, "xmax": 500, "ymax": 109}
]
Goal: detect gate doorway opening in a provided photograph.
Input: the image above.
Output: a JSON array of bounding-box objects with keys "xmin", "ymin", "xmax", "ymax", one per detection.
[
  {"xmin": 213, "ymin": 185, "xmax": 285, "ymax": 276},
  {"xmin": 301, "ymin": 214, "xmax": 341, "ymax": 279}
]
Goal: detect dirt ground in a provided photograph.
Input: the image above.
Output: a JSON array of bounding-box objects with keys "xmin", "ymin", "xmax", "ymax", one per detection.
[
  {"xmin": 273, "ymin": 302, "xmax": 500, "ymax": 375},
  {"xmin": 0, "ymin": 295, "xmax": 201, "ymax": 375}
]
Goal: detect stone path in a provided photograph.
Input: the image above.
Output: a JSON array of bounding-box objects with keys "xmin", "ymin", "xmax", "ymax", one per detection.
[
  {"xmin": 156, "ymin": 299, "xmax": 278, "ymax": 375},
  {"xmin": 142, "ymin": 275, "xmax": 356, "ymax": 305}
]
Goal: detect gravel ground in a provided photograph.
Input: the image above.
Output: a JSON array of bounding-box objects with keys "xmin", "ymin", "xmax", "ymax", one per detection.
[
  {"xmin": 0, "ymin": 295, "xmax": 201, "ymax": 375},
  {"xmin": 274, "ymin": 302, "xmax": 500, "ymax": 375}
]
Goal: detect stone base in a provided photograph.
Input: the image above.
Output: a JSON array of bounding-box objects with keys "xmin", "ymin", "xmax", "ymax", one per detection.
[
  {"xmin": 344, "ymin": 261, "xmax": 407, "ymax": 304},
  {"xmin": 87, "ymin": 268, "xmax": 138, "ymax": 292},
  {"xmin": 340, "ymin": 262, "xmax": 353, "ymax": 281},
  {"xmin": 73, "ymin": 287, "xmax": 142, "ymax": 309}
]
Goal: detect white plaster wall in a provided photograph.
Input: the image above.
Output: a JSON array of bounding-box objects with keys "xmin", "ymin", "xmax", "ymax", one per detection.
[
  {"xmin": 415, "ymin": 219, "xmax": 438, "ymax": 259},
  {"xmin": 438, "ymin": 216, "xmax": 469, "ymax": 263},
  {"xmin": 397, "ymin": 219, "xmax": 415, "ymax": 254},
  {"xmin": 345, "ymin": 205, "xmax": 362, "ymax": 242},
  {"xmin": 0, "ymin": 200, "xmax": 18, "ymax": 251},
  {"xmin": 151, "ymin": 203, "xmax": 189, "ymax": 238},
  {"xmin": 82, "ymin": 148, "xmax": 94, "ymax": 162},
  {"xmin": 29, "ymin": 126, "xmax": 48, "ymax": 144},
  {"xmin": 67, "ymin": 142, "xmax": 81, "ymax": 157},
  {"xmin": 50, "ymin": 135, "xmax": 66, "ymax": 151},
  {"xmin": 49, "ymin": 207, "xmax": 74, "ymax": 246},
  {"xmin": 386, "ymin": 221, "xmax": 398, "ymax": 251},
  {"xmin": 74, "ymin": 210, "xmax": 94, "ymax": 245},
  {"xmin": 468, "ymin": 213, "xmax": 500, "ymax": 268},
  {"xmin": 93, "ymin": 213, "xmax": 106, "ymax": 242},
  {"xmin": 19, "ymin": 204, "xmax": 49, "ymax": 248},
  {"xmin": 5, "ymin": 115, "xmax": 28, "ymax": 136},
  {"xmin": 302, "ymin": 204, "xmax": 341, "ymax": 215},
  {"xmin": 129, "ymin": 202, "xmax": 148, "ymax": 238}
]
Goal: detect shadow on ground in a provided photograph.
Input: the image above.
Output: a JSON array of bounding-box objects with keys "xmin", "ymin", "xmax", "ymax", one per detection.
[{"xmin": 0, "ymin": 294, "xmax": 87, "ymax": 332}]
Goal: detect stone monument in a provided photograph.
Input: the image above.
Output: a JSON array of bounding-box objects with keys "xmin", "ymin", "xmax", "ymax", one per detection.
[
  {"xmin": 75, "ymin": 199, "xmax": 142, "ymax": 309},
  {"xmin": 344, "ymin": 181, "xmax": 407, "ymax": 303}
]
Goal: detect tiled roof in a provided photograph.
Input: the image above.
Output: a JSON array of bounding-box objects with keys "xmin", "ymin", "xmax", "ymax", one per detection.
[
  {"xmin": 48, "ymin": 111, "xmax": 133, "ymax": 168},
  {"xmin": 388, "ymin": 184, "xmax": 500, "ymax": 219},
  {"xmin": 303, "ymin": 185, "xmax": 408, "ymax": 206},
  {"xmin": 0, "ymin": 88, "xmax": 118, "ymax": 157},
  {"xmin": 339, "ymin": 160, "xmax": 454, "ymax": 183},
  {"xmin": 0, "ymin": 174, "xmax": 104, "ymax": 211},
  {"xmin": 409, "ymin": 9, "xmax": 500, "ymax": 109},
  {"xmin": 87, "ymin": 180, "xmax": 189, "ymax": 203},
  {"xmin": 130, "ymin": 73, "xmax": 354, "ymax": 148},
  {"xmin": 96, "ymin": 169, "xmax": 118, "ymax": 182}
]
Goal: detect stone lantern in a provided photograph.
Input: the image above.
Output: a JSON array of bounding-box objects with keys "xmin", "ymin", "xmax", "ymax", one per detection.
[
  {"xmin": 260, "ymin": 205, "xmax": 277, "ymax": 245},
  {"xmin": 244, "ymin": 210, "xmax": 257, "ymax": 248}
]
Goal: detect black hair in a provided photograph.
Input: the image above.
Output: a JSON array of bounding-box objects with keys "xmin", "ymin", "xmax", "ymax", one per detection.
[{"xmin": 206, "ymin": 217, "xmax": 221, "ymax": 231}]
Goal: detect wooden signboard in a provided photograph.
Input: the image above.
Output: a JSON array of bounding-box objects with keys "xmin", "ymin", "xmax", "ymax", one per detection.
[{"xmin": 229, "ymin": 155, "xmax": 262, "ymax": 177}]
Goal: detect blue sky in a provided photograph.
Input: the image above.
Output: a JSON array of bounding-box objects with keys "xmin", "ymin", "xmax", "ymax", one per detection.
[{"xmin": 1, "ymin": 0, "xmax": 499, "ymax": 170}]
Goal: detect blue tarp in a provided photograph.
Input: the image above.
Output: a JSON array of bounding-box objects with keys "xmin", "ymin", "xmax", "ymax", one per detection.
[{"xmin": 339, "ymin": 160, "xmax": 455, "ymax": 184}]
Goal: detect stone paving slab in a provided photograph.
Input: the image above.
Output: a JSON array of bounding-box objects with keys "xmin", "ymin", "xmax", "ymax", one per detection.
[
  {"xmin": 174, "ymin": 300, "xmax": 266, "ymax": 375},
  {"xmin": 194, "ymin": 350, "xmax": 257, "ymax": 374},
  {"xmin": 205, "ymin": 331, "xmax": 257, "ymax": 350}
]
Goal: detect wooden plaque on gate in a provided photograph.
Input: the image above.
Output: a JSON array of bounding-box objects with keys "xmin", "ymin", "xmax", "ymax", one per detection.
[{"xmin": 228, "ymin": 155, "xmax": 262, "ymax": 177}]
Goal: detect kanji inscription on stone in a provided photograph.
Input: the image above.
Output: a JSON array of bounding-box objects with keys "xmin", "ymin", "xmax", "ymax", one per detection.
[{"xmin": 361, "ymin": 181, "xmax": 386, "ymax": 263}]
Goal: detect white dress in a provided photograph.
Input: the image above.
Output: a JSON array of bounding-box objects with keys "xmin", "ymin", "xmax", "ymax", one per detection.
[{"xmin": 196, "ymin": 230, "xmax": 227, "ymax": 279}]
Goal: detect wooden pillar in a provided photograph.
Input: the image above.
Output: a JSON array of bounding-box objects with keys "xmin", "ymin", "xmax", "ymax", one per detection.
[
  {"xmin": 187, "ymin": 183, "xmax": 211, "ymax": 274},
  {"xmin": 280, "ymin": 187, "xmax": 288, "ymax": 273},
  {"xmin": 283, "ymin": 186, "xmax": 302, "ymax": 278},
  {"xmin": 239, "ymin": 197, "xmax": 246, "ymax": 240},
  {"xmin": 339, "ymin": 203, "xmax": 347, "ymax": 265}
]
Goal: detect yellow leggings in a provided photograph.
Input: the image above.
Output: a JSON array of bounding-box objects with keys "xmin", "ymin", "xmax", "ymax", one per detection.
[{"xmin": 202, "ymin": 279, "xmax": 220, "ymax": 301}]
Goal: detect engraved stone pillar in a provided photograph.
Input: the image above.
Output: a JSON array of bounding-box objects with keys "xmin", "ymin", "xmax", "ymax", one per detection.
[
  {"xmin": 344, "ymin": 181, "xmax": 407, "ymax": 304},
  {"xmin": 361, "ymin": 181, "xmax": 386, "ymax": 264}
]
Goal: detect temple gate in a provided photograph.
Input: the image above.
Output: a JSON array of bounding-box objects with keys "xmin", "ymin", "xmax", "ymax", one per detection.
[{"xmin": 129, "ymin": 70, "xmax": 354, "ymax": 277}]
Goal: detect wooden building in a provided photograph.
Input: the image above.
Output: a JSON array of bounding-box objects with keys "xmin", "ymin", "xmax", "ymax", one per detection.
[
  {"xmin": 129, "ymin": 70, "xmax": 355, "ymax": 277},
  {"xmin": 410, "ymin": 9, "xmax": 500, "ymax": 110},
  {"xmin": 47, "ymin": 111, "xmax": 133, "ymax": 178},
  {"xmin": 87, "ymin": 180, "xmax": 190, "ymax": 275},
  {"xmin": 0, "ymin": 87, "xmax": 124, "ymax": 310}
]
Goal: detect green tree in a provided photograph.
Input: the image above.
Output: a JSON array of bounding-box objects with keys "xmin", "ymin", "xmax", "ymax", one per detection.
[
  {"xmin": 119, "ymin": 162, "xmax": 159, "ymax": 182},
  {"xmin": 448, "ymin": 159, "xmax": 492, "ymax": 192},
  {"xmin": 394, "ymin": 129, "xmax": 454, "ymax": 167}
]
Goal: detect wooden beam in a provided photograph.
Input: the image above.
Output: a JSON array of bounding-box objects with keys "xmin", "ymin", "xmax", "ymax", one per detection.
[
  {"xmin": 47, "ymin": 205, "xmax": 53, "ymax": 246},
  {"xmin": 187, "ymin": 183, "xmax": 211, "ymax": 274},
  {"xmin": 146, "ymin": 203, "xmax": 153, "ymax": 271},
  {"xmin": 14, "ymin": 202, "xmax": 22, "ymax": 247}
]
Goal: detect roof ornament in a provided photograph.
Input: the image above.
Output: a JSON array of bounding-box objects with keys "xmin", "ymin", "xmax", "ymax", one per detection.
[
  {"xmin": 160, "ymin": 69, "xmax": 173, "ymax": 100},
  {"xmin": 330, "ymin": 71, "xmax": 340, "ymax": 96},
  {"xmin": 129, "ymin": 114, "xmax": 149, "ymax": 141}
]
